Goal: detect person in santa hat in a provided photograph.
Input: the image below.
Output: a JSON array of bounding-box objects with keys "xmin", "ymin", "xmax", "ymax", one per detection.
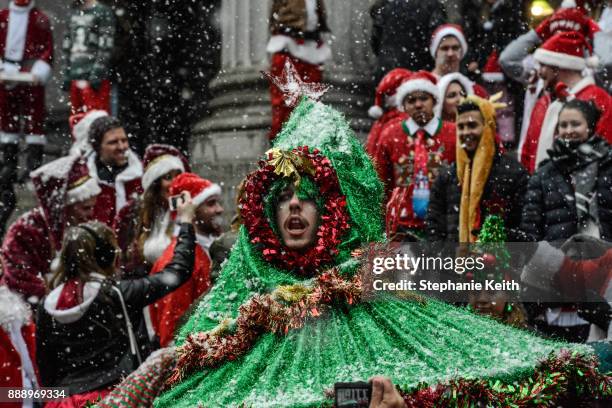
[
  {"xmin": 68, "ymin": 109, "xmax": 108, "ymax": 156},
  {"xmin": 436, "ymin": 72, "xmax": 475, "ymax": 122},
  {"xmin": 36, "ymin": 196, "xmax": 197, "ymax": 407},
  {"xmin": 373, "ymin": 70, "xmax": 456, "ymax": 240},
  {"xmin": 113, "ymin": 143, "xmax": 189, "ymax": 277},
  {"xmin": 429, "ymin": 23, "xmax": 488, "ymax": 99},
  {"xmin": 480, "ymin": 51, "xmax": 517, "ymax": 145},
  {"xmin": 148, "ymin": 173, "xmax": 223, "ymax": 347},
  {"xmin": 62, "ymin": 0, "xmax": 115, "ymax": 115},
  {"xmin": 521, "ymin": 31, "xmax": 612, "ymax": 173},
  {"xmin": 86, "ymin": 115, "xmax": 143, "ymax": 226},
  {"xmin": 266, "ymin": 0, "xmax": 331, "ymax": 141},
  {"xmin": 0, "ymin": 284, "xmax": 40, "ymax": 408},
  {"xmin": 1, "ymin": 155, "xmax": 101, "ymax": 306},
  {"xmin": 365, "ymin": 67, "xmax": 411, "ymax": 157},
  {"xmin": 0, "ymin": 0, "xmax": 53, "ymax": 238},
  {"xmin": 427, "ymin": 95, "xmax": 528, "ymax": 243},
  {"xmin": 499, "ymin": 0, "xmax": 602, "ymax": 171}
]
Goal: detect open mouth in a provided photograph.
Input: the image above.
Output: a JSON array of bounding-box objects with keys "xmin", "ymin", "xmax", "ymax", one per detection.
[{"xmin": 285, "ymin": 216, "xmax": 308, "ymax": 236}]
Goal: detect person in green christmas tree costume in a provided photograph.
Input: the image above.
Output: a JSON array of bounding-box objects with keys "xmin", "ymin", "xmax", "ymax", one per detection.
[{"xmin": 96, "ymin": 64, "xmax": 611, "ymax": 408}]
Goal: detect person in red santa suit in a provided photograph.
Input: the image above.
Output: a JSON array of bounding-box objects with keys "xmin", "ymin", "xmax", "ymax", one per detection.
[
  {"xmin": 498, "ymin": 1, "xmax": 602, "ymax": 172},
  {"xmin": 86, "ymin": 115, "xmax": 143, "ymax": 226},
  {"xmin": 373, "ymin": 70, "xmax": 456, "ymax": 240},
  {"xmin": 267, "ymin": 0, "xmax": 331, "ymax": 141},
  {"xmin": 1, "ymin": 155, "xmax": 101, "ymax": 306},
  {"xmin": 429, "ymin": 23, "xmax": 488, "ymax": 99},
  {"xmin": 365, "ymin": 67, "xmax": 411, "ymax": 157},
  {"xmin": 520, "ymin": 31, "xmax": 612, "ymax": 173},
  {"xmin": 148, "ymin": 173, "xmax": 223, "ymax": 346},
  {"xmin": 0, "ymin": 285, "xmax": 40, "ymax": 408},
  {"xmin": 0, "ymin": 0, "xmax": 53, "ymax": 237},
  {"xmin": 113, "ymin": 144, "xmax": 189, "ymax": 277}
]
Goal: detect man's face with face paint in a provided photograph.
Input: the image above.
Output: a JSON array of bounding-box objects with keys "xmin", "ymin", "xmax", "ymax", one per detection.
[{"xmin": 275, "ymin": 184, "xmax": 319, "ymax": 251}]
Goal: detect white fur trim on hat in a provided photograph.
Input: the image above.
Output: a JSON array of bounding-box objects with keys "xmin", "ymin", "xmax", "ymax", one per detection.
[
  {"xmin": 435, "ymin": 73, "xmax": 474, "ymax": 117},
  {"xmin": 534, "ymin": 48, "xmax": 586, "ymax": 71},
  {"xmin": 192, "ymin": 183, "xmax": 222, "ymax": 207},
  {"xmin": 561, "ymin": 0, "xmax": 576, "ymax": 7},
  {"xmin": 481, "ymin": 72, "xmax": 505, "ymax": 82},
  {"xmin": 368, "ymin": 105, "xmax": 384, "ymax": 119},
  {"xmin": 394, "ymin": 79, "xmax": 440, "ymax": 112},
  {"xmin": 430, "ymin": 26, "xmax": 468, "ymax": 58},
  {"xmin": 66, "ymin": 176, "xmax": 101, "ymax": 205},
  {"xmin": 142, "ymin": 155, "xmax": 185, "ymax": 191},
  {"xmin": 70, "ymin": 110, "xmax": 108, "ymax": 156}
]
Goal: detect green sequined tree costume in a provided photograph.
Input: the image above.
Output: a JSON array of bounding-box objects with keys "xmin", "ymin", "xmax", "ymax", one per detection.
[{"xmin": 151, "ymin": 97, "xmax": 609, "ymax": 407}]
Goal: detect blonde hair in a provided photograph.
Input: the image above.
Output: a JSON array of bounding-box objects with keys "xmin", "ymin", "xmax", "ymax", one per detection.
[{"xmin": 50, "ymin": 221, "xmax": 119, "ymax": 289}]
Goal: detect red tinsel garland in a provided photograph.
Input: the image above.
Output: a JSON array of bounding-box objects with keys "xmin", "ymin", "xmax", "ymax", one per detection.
[
  {"xmin": 240, "ymin": 146, "xmax": 351, "ymax": 274},
  {"xmin": 401, "ymin": 349, "xmax": 612, "ymax": 407},
  {"xmin": 166, "ymin": 269, "xmax": 363, "ymax": 387}
]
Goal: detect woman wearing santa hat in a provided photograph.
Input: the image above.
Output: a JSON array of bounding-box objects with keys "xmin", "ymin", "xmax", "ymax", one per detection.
[
  {"xmin": 147, "ymin": 172, "xmax": 223, "ymax": 347},
  {"xmin": 36, "ymin": 195, "xmax": 197, "ymax": 407},
  {"xmin": 112, "ymin": 144, "xmax": 190, "ymax": 277},
  {"xmin": 436, "ymin": 72, "xmax": 475, "ymax": 122}
]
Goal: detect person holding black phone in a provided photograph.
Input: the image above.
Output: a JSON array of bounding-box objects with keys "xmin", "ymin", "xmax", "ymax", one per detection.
[{"xmin": 35, "ymin": 192, "xmax": 196, "ymax": 407}]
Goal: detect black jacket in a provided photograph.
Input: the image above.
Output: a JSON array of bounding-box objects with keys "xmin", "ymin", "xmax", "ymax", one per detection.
[
  {"xmin": 521, "ymin": 148, "xmax": 612, "ymax": 243},
  {"xmin": 426, "ymin": 152, "xmax": 529, "ymax": 242},
  {"xmin": 370, "ymin": 0, "xmax": 446, "ymax": 79},
  {"xmin": 36, "ymin": 223, "xmax": 195, "ymax": 395},
  {"xmin": 462, "ymin": 0, "xmax": 527, "ymax": 68}
]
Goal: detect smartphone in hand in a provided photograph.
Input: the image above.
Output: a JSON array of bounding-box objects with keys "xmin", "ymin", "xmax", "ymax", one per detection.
[
  {"xmin": 169, "ymin": 193, "xmax": 186, "ymax": 211},
  {"xmin": 334, "ymin": 381, "xmax": 371, "ymax": 408}
]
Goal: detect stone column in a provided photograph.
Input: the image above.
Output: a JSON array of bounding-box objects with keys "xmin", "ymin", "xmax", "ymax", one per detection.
[{"xmin": 190, "ymin": 0, "xmax": 376, "ymax": 208}]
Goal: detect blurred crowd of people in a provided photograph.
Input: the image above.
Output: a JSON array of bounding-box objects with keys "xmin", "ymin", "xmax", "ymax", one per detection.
[{"xmin": 1, "ymin": 0, "xmax": 612, "ymax": 407}]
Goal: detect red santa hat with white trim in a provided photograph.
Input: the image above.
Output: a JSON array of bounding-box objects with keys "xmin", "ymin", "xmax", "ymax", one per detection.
[
  {"xmin": 69, "ymin": 110, "xmax": 109, "ymax": 156},
  {"xmin": 394, "ymin": 70, "xmax": 440, "ymax": 113},
  {"xmin": 481, "ymin": 50, "xmax": 505, "ymax": 83},
  {"xmin": 430, "ymin": 24, "xmax": 468, "ymax": 59},
  {"xmin": 141, "ymin": 144, "xmax": 191, "ymax": 191},
  {"xmin": 30, "ymin": 155, "xmax": 101, "ymax": 249},
  {"xmin": 534, "ymin": 31, "xmax": 595, "ymax": 71},
  {"xmin": 368, "ymin": 68, "xmax": 413, "ymax": 119},
  {"xmin": 435, "ymin": 72, "xmax": 474, "ymax": 118},
  {"xmin": 169, "ymin": 173, "xmax": 221, "ymax": 208}
]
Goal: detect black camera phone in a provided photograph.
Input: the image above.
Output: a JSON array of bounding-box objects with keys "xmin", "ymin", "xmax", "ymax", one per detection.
[
  {"xmin": 334, "ymin": 381, "xmax": 371, "ymax": 407},
  {"xmin": 169, "ymin": 193, "xmax": 186, "ymax": 211}
]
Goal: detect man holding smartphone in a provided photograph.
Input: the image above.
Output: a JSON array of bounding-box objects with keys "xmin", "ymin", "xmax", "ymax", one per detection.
[{"xmin": 148, "ymin": 173, "xmax": 224, "ymax": 346}]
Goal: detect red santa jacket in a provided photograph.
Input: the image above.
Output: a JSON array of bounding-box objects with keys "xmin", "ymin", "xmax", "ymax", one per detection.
[
  {"xmin": 148, "ymin": 237, "xmax": 211, "ymax": 346},
  {"xmin": 520, "ymin": 79, "xmax": 612, "ymax": 173},
  {"xmin": 88, "ymin": 151, "xmax": 143, "ymax": 227},
  {"xmin": 0, "ymin": 6, "xmax": 53, "ymax": 79},
  {"xmin": 0, "ymin": 287, "xmax": 39, "ymax": 406},
  {"xmin": 365, "ymin": 109, "xmax": 408, "ymax": 158},
  {"xmin": 374, "ymin": 116, "xmax": 456, "ymax": 199},
  {"xmin": 1, "ymin": 207, "xmax": 52, "ymax": 303}
]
